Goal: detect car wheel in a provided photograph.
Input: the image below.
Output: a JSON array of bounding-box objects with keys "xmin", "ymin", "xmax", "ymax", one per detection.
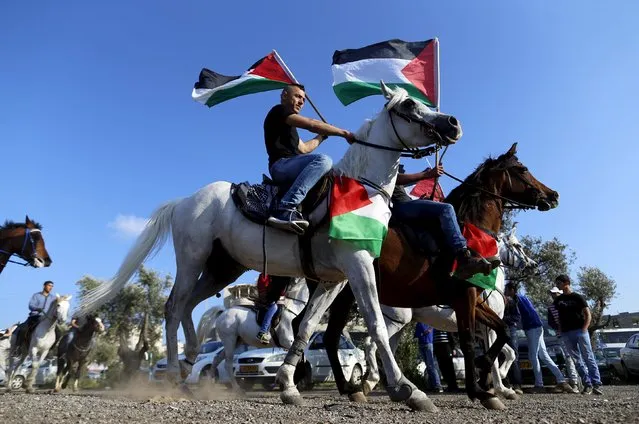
[
  {"xmin": 621, "ymin": 362, "xmax": 631, "ymax": 382},
  {"xmin": 349, "ymin": 364, "xmax": 363, "ymax": 387},
  {"xmin": 10, "ymin": 376, "xmax": 25, "ymax": 390}
]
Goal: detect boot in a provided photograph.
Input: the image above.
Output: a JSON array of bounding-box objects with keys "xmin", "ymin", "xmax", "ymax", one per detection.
[{"xmin": 455, "ymin": 249, "xmax": 492, "ymax": 280}]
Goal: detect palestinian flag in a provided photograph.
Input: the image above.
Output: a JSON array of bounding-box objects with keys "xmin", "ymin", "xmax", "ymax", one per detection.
[
  {"xmin": 329, "ymin": 176, "xmax": 391, "ymax": 258},
  {"xmin": 453, "ymin": 223, "xmax": 499, "ymax": 290},
  {"xmin": 410, "ymin": 177, "xmax": 445, "ymax": 201},
  {"xmin": 192, "ymin": 52, "xmax": 294, "ymax": 107},
  {"xmin": 331, "ymin": 38, "xmax": 439, "ymax": 107}
]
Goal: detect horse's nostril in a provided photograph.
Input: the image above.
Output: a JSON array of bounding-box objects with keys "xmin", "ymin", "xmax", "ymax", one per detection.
[{"xmin": 448, "ymin": 116, "xmax": 458, "ymax": 127}]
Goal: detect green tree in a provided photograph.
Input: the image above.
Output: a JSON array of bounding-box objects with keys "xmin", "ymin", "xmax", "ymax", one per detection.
[
  {"xmin": 576, "ymin": 266, "xmax": 617, "ymax": 335},
  {"xmin": 76, "ymin": 266, "xmax": 172, "ymax": 371},
  {"xmin": 505, "ymin": 236, "xmax": 576, "ymax": 311}
]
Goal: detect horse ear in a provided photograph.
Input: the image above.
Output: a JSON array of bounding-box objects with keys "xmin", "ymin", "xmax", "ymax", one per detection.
[
  {"xmin": 25, "ymin": 215, "xmax": 33, "ymax": 227},
  {"xmin": 66, "ymin": 295, "xmax": 73, "ymax": 301},
  {"xmin": 380, "ymin": 80, "xmax": 393, "ymax": 99},
  {"xmin": 506, "ymin": 142, "xmax": 518, "ymax": 157},
  {"xmin": 56, "ymin": 293, "xmax": 60, "ymax": 300}
]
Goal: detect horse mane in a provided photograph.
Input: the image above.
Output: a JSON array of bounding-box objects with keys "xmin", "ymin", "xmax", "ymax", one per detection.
[
  {"xmin": 0, "ymin": 220, "xmax": 42, "ymax": 231},
  {"xmin": 445, "ymin": 154, "xmax": 519, "ymax": 223}
]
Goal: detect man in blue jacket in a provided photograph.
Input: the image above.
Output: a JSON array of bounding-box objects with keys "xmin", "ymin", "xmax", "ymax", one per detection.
[{"xmin": 505, "ymin": 283, "xmax": 573, "ymax": 393}]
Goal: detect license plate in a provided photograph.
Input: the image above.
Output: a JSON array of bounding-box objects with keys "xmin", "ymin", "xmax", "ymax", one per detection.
[
  {"xmin": 239, "ymin": 365, "xmax": 259, "ymax": 374},
  {"xmin": 520, "ymin": 360, "xmax": 532, "ymax": 370}
]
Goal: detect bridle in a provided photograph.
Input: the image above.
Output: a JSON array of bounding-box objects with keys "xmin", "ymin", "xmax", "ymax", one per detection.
[
  {"xmin": 281, "ymin": 291, "xmax": 308, "ymax": 318},
  {"xmin": 0, "ymin": 228, "xmax": 42, "ymax": 267}
]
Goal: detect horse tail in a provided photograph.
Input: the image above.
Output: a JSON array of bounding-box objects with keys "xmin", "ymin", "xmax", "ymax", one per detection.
[{"xmin": 77, "ymin": 199, "xmax": 180, "ymax": 315}]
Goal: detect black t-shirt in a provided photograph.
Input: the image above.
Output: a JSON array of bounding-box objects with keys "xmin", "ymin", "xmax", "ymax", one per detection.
[
  {"xmin": 554, "ymin": 292, "xmax": 589, "ymax": 332},
  {"xmin": 264, "ymin": 104, "xmax": 300, "ymax": 168},
  {"xmin": 391, "ymin": 165, "xmax": 412, "ymax": 204}
]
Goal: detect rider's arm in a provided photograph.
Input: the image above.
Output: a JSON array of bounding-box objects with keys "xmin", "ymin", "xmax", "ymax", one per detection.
[
  {"xmin": 28, "ymin": 294, "xmax": 41, "ymax": 312},
  {"xmin": 285, "ymin": 114, "xmax": 354, "ymax": 154},
  {"xmin": 396, "ymin": 165, "xmax": 444, "ymax": 186}
]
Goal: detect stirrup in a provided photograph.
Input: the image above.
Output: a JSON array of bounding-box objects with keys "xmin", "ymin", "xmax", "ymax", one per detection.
[{"xmin": 266, "ymin": 218, "xmax": 307, "ymax": 235}]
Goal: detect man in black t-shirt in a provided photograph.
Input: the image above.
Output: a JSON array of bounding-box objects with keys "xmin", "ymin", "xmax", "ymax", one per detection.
[
  {"xmin": 391, "ymin": 165, "xmax": 492, "ymax": 279},
  {"xmin": 553, "ymin": 274, "xmax": 603, "ymax": 395},
  {"xmin": 264, "ymin": 84, "xmax": 354, "ymax": 233}
]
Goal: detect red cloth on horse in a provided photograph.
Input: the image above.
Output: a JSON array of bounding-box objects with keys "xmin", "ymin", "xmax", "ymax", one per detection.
[{"xmin": 410, "ymin": 178, "xmax": 445, "ymax": 201}]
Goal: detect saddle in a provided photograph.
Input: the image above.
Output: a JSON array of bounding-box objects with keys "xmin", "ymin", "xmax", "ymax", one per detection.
[
  {"xmin": 11, "ymin": 317, "xmax": 40, "ymax": 355},
  {"xmin": 230, "ymin": 173, "xmax": 332, "ymax": 230}
]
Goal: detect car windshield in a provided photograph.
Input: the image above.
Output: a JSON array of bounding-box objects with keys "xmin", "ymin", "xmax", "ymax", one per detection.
[
  {"xmin": 598, "ymin": 331, "xmax": 636, "ymax": 345},
  {"xmin": 200, "ymin": 341, "xmax": 223, "ymax": 354}
]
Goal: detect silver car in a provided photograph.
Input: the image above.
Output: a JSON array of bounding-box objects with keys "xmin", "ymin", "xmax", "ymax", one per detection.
[
  {"xmin": 0, "ymin": 358, "xmax": 58, "ymax": 390},
  {"xmin": 619, "ymin": 332, "xmax": 639, "ymax": 380}
]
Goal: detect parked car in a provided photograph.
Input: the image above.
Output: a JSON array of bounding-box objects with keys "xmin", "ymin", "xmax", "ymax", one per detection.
[
  {"xmin": 619, "ymin": 332, "xmax": 639, "ymax": 380},
  {"xmin": 185, "ymin": 340, "xmax": 254, "ymax": 385},
  {"xmin": 417, "ymin": 347, "xmax": 465, "ymax": 382},
  {"xmin": 594, "ymin": 348, "xmax": 617, "ymax": 385},
  {"xmin": 151, "ymin": 354, "xmax": 185, "ymax": 382},
  {"xmin": 0, "ymin": 358, "xmax": 58, "ymax": 389},
  {"xmin": 235, "ymin": 331, "xmax": 367, "ymax": 390},
  {"xmin": 515, "ymin": 327, "xmax": 566, "ymax": 385}
]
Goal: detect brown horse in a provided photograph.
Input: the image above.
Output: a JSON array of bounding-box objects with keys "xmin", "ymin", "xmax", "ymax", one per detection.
[
  {"xmin": 320, "ymin": 143, "xmax": 559, "ymax": 409},
  {"xmin": 0, "ymin": 217, "xmax": 52, "ymax": 275}
]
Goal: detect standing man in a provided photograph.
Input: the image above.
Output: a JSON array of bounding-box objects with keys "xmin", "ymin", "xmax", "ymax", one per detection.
[
  {"xmin": 505, "ymin": 282, "xmax": 573, "ymax": 393},
  {"xmin": 554, "ymin": 274, "xmax": 603, "ymax": 395},
  {"xmin": 503, "ymin": 284, "xmax": 523, "ymax": 394},
  {"xmin": 264, "ymin": 84, "xmax": 355, "ymax": 233},
  {"xmin": 414, "ymin": 322, "xmax": 442, "ymax": 392},
  {"xmin": 432, "ymin": 329, "xmax": 460, "ymax": 392},
  {"xmin": 547, "ymin": 286, "xmax": 580, "ymax": 393}
]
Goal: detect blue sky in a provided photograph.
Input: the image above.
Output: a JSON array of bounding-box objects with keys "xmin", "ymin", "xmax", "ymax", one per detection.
[{"xmin": 2, "ymin": 1, "xmax": 638, "ymax": 337}]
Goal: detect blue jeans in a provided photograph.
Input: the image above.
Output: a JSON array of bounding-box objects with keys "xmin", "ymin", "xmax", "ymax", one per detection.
[
  {"xmin": 418, "ymin": 343, "xmax": 441, "ymax": 389},
  {"xmin": 525, "ymin": 326, "xmax": 566, "ymax": 387},
  {"xmin": 393, "ymin": 200, "xmax": 466, "ymax": 251},
  {"xmin": 269, "ymin": 154, "xmax": 333, "ymax": 209},
  {"xmin": 259, "ymin": 303, "xmax": 278, "ymax": 334},
  {"xmin": 562, "ymin": 329, "xmax": 602, "ymax": 387},
  {"xmin": 507, "ymin": 326, "xmax": 522, "ymax": 386},
  {"xmin": 559, "ymin": 336, "xmax": 580, "ymax": 385}
]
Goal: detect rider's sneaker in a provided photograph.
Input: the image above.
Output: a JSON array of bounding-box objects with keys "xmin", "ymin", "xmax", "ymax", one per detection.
[
  {"xmin": 592, "ymin": 385, "xmax": 603, "ymax": 395},
  {"xmin": 455, "ymin": 249, "xmax": 492, "ymax": 280},
  {"xmin": 267, "ymin": 208, "xmax": 309, "ymax": 234},
  {"xmin": 582, "ymin": 385, "xmax": 593, "ymax": 395},
  {"xmin": 256, "ymin": 331, "xmax": 271, "ymax": 345},
  {"xmin": 552, "ymin": 381, "xmax": 576, "ymax": 393}
]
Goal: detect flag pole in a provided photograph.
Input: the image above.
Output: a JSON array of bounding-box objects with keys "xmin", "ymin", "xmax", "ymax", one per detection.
[
  {"xmin": 435, "ymin": 37, "xmax": 441, "ymax": 113},
  {"xmin": 272, "ymin": 49, "xmax": 328, "ymax": 123}
]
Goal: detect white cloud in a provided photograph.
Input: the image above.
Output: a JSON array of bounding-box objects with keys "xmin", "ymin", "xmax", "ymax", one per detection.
[{"xmin": 108, "ymin": 214, "xmax": 149, "ymax": 238}]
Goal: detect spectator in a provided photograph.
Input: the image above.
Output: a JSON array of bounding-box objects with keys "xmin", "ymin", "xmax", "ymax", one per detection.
[
  {"xmin": 505, "ymin": 283, "xmax": 573, "ymax": 393},
  {"xmin": 554, "ymin": 274, "xmax": 603, "ymax": 395},
  {"xmin": 547, "ymin": 286, "xmax": 580, "ymax": 393},
  {"xmin": 414, "ymin": 323, "xmax": 442, "ymax": 392},
  {"xmin": 503, "ymin": 284, "xmax": 523, "ymax": 394},
  {"xmin": 432, "ymin": 329, "xmax": 461, "ymax": 392}
]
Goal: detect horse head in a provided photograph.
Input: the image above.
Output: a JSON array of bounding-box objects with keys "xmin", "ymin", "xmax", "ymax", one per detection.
[
  {"xmin": 52, "ymin": 294, "xmax": 72, "ymax": 324},
  {"xmin": 380, "ymin": 81, "xmax": 463, "ymax": 148},
  {"xmin": 85, "ymin": 315, "xmax": 106, "ymax": 334},
  {"xmin": 486, "ymin": 143, "xmax": 559, "ymax": 211},
  {"xmin": 0, "ymin": 216, "xmax": 52, "ymax": 269}
]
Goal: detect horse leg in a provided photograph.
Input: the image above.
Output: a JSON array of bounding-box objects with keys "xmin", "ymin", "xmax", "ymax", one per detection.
[
  {"xmin": 343, "ymin": 254, "xmax": 436, "ymax": 413},
  {"xmin": 55, "ymin": 356, "xmax": 67, "ymax": 392},
  {"xmin": 483, "ymin": 325, "xmax": 518, "ymax": 400},
  {"xmin": 73, "ymin": 358, "xmax": 85, "ymax": 392},
  {"xmin": 277, "ymin": 281, "xmax": 347, "ymax": 406},
  {"xmin": 324, "ymin": 285, "xmax": 365, "ymax": 401},
  {"xmin": 26, "ymin": 347, "xmax": 48, "ymax": 394},
  {"xmin": 451, "ymin": 286, "xmax": 505, "ymax": 410},
  {"xmin": 179, "ymin": 264, "xmax": 245, "ymax": 380},
  {"xmin": 7, "ymin": 351, "xmax": 28, "ymax": 392}
]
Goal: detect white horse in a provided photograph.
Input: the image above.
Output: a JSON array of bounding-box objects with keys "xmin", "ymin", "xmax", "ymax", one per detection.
[
  {"xmin": 8, "ymin": 294, "xmax": 72, "ymax": 392},
  {"xmin": 361, "ymin": 225, "xmax": 536, "ymax": 399},
  {"xmin": 77, "ymin": 82, "xmax": 463, "ymax": 412},
  {"xmin": 213, "ymin": 279, "xmax": 309, "ymax": 392}
]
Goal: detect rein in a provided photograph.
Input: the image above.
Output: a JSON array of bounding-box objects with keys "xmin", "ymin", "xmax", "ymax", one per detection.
[{"xmin": 442, "ymin": 171, "xmax": 538, "ymax": 210}]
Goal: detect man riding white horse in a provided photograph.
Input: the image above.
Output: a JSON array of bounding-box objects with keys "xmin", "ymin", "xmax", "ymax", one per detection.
[
  {"xmin": 13, "ymin": 281, "xmax": 55, "ymax": 348},
  {"xmin": 265, "ymin": 84, "xmax": 355, "ymax": 233}
]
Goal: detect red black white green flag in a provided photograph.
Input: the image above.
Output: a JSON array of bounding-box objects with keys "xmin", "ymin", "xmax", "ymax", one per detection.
[
  {"xmin": 192, "ymin": 52, "xmax": 294, "ymax": 107},
  {"xmin": 331, "ymin": 39, "xmax": 439, "ymax": 108}
]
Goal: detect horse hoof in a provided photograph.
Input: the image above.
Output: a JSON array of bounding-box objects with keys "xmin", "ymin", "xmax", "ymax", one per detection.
[
  {"xmin": 362, "ymin": 382, "xmax": 372, "ymax": 396},
  {"xmin": 280, "ymin": 388, "xmax": 304, "ymax": 406},
  {"xmin": 348, "ymin": 392, "xmax": 367, "ymax": 403},
  {"xmin": 503, "ymin": 391, "xmax": 520, "ymax": 401},
  {"xmin": 480, "ymin": 397, "xmax": 506, "ymax": 410},
  {"xmin": 178, "ymin": 384, "xmax": 195, "ymax": 399},
  {"xmin": 406, "ymin": 391, "xmax": 439, "ymax": 413},
  {"xmin": 25, "ymin": 388, "xmax": 35, "ymax": 394}
]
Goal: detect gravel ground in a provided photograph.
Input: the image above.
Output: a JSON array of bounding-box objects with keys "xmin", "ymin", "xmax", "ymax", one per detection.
[{"xmin": 0, "ymin": 385, "xmax": 637, "ymax": 424}]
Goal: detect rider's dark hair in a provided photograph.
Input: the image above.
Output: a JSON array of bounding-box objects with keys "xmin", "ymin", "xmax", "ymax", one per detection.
[
  {"xmin": 284, "ymin": 83, "xmax": 305, "ymax": 93},
  {"xmin": 555, "ymin": 274, "xmax": 571, "ymax": 284},
  {"xmin": 43, "ymin": 280, "xmax": 54, "ymax": 286},
  {"xmin": 505, "ymin": 282, "xmax": 518, "ymax": 292}
]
